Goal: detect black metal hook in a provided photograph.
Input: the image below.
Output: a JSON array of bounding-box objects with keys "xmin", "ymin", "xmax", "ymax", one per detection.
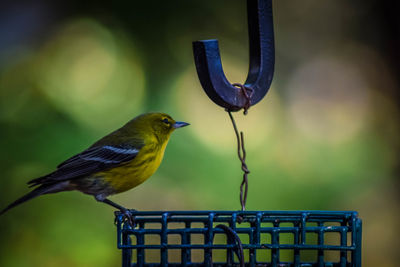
[{"xmin": 193, "ymin": 0, "xmax": 275, "ymax": 112}]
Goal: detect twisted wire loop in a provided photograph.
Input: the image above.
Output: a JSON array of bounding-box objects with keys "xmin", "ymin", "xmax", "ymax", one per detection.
[
  {"xmin": 227, "ymin": 83, "xmax": 252, "ymax": 212},
  {"xmin": 232, "ymin": 83, "xmax": 254, "ymax": 115},
  {"xmin": 228, "ymin": 111, "xmax": 250, "ymax": 212},
  {"xmin": 213, "ymin": 224, "xmax": 245, "ymax": 267}
]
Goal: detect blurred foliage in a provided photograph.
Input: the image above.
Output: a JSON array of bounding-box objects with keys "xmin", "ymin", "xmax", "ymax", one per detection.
[{"xmin": 0, "ymin": 0, "xmax": 399, "ymax": 266}]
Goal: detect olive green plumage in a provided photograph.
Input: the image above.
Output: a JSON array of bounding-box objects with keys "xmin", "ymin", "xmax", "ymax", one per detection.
[{"xmin": 1, "ymin": 112, "xmax": 189, "ymax": 216}]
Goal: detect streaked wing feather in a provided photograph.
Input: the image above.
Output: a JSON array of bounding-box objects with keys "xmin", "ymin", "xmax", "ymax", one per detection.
[{"xmin": 28, "ymin": 144, "xmax": 142, "ymax": 186}]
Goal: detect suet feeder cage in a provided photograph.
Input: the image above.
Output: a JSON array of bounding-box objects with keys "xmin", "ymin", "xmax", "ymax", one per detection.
[{"xmin": 115, "ymin": 210, "xmax": 362, "ymax": 267}]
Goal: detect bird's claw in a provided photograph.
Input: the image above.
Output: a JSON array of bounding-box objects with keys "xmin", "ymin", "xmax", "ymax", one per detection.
[{"xmin": 121, "ymin": 209, "xmax": 136, "ymax": 228}]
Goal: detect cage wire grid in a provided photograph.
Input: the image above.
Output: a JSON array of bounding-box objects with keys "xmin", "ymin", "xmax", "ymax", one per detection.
[{"xmin": 115, "ymin": 210, "xmax": 362, "ymax": 267}]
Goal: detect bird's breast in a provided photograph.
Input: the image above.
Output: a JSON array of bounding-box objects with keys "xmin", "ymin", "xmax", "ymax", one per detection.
[{"xmin": 101, "ymin": 141, "xmax": 168, "ymax": 194}]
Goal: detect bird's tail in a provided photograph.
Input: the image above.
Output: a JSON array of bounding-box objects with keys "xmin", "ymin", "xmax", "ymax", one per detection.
[{"xmin": 0, "ymin": 182, "xmax": 69, "ymax": 215}]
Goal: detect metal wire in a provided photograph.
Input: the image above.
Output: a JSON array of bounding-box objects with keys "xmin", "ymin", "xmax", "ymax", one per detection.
[
  {"xmin": 226, "ymin": 83, "xmax": 253, "ymax": 212},
  {"xmin": 215, "ymin": 224, "xmax": 245, "ymax": 267},
  {"xmin": 227, "ymin": 111, "xmax": 250, "ymax": 212}
]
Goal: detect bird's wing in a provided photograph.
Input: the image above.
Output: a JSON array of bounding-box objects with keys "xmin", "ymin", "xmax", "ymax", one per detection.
[{"xmin": 28, "ymin": 143, "xmax": 143, "ymax": 187}]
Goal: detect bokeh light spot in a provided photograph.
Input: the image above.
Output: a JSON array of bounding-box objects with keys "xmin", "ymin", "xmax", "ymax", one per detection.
[
  {"xmin": 287, "ymin": 55, "xmax": 370, "ymax": 143},
  {"xmin": 34, "ymin": 18, "xmax": 146, "ymax": 130}
]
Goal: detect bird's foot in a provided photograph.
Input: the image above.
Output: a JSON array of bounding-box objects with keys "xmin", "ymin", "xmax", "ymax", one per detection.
[{"xmin": 120, "ymin": 209, "xmax": 136, "ymax": 228}]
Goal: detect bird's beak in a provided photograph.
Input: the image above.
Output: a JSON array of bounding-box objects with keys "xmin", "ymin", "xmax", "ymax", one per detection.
[{"xmin": 173, "ymin": 121, "xmax": 190, "ymax": 129}]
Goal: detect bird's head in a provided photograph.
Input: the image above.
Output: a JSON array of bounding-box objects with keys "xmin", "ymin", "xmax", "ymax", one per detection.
[{"xmin": 128, "ymin": 113, "xmax": 189, "ymax": 143}]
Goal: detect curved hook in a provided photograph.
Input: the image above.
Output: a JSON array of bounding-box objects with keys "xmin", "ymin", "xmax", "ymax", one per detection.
[{"xmin": 193, "ymin": 0, "xmax": 275, "ymax": 111}]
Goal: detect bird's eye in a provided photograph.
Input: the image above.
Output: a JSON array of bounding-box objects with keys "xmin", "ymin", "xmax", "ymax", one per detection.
[{"xmin": 162, "ymin": 118, "xmax": 170, "ymax": 125}]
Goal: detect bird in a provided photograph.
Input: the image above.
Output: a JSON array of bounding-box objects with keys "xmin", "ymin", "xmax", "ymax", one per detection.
[{"xmin": 0, "ymin": 112, "xmax": 189, "ymax": 223}]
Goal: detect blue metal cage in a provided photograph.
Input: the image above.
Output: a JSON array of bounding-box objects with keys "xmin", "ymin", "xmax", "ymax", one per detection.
[{"xmin": 115, "ymin": 210, "xmax": 362, "ymax": 267}]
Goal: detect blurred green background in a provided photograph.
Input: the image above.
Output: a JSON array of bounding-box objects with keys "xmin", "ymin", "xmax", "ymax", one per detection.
[{"xmin": 0, "ymin": 0, "xmax": 399, "ymax": 266}]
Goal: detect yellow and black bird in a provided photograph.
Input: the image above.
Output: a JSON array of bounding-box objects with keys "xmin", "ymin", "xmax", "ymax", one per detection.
[{"xmin": 0, "ymin": 112, "xmax": 189, "ymax": 220}]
